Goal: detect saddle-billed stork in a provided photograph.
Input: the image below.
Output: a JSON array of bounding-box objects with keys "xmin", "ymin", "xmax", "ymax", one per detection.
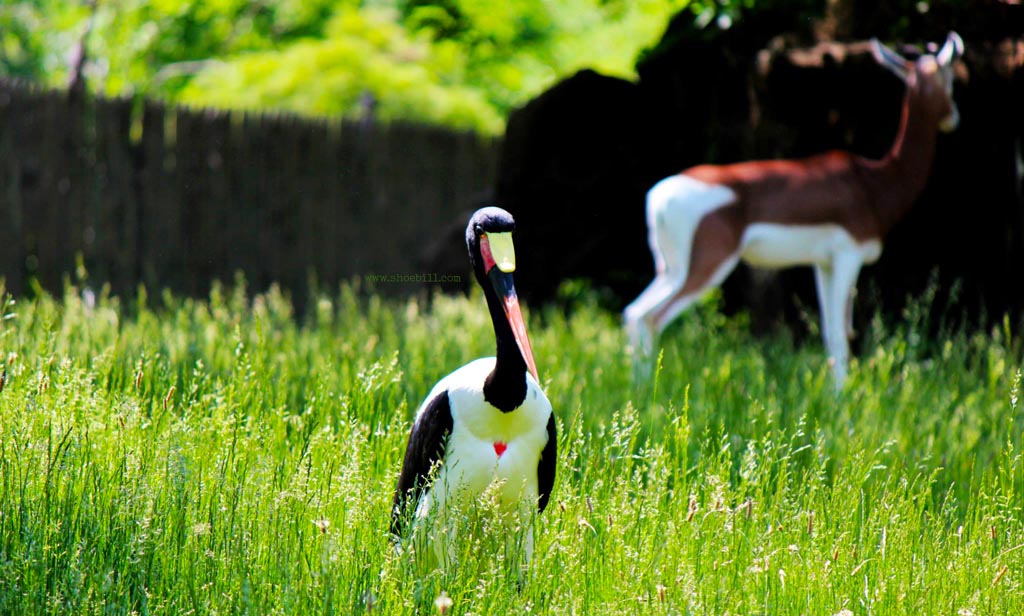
[{"xmin": 391, "ymin": 206, "xmax": 556, "ymax": 568}]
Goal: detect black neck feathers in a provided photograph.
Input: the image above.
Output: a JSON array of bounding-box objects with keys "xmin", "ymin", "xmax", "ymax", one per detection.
[{"xmin": 482, "ymin": 288, "xmax": 528, "ymax": 412}]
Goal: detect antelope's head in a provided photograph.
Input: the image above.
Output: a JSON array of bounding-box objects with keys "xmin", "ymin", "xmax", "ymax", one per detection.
[{"xmin": 871, "ymin": 32, "xmax": 964, "ymax": 132}]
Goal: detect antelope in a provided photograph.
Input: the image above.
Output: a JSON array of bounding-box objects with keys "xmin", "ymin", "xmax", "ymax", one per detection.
[{"xmin": 624, "ymin": 32, "xmax": 963, "ymax": 388}]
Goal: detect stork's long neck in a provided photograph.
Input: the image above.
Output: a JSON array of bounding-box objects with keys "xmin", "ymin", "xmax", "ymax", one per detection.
[{"xmin": 482, "ymin": 282, "xmax": 528, "ymax": 412}]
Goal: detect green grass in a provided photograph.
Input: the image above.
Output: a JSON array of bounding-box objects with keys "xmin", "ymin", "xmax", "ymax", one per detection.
[{"xmin": 1, "ymin": 280, "xmax": 1022, "ymax": 614}]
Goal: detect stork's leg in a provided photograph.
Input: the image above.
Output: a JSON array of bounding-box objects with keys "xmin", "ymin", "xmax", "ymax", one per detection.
[{"xmin": 521, "ymin": 525, "xmax": 534, "ymax": 580}]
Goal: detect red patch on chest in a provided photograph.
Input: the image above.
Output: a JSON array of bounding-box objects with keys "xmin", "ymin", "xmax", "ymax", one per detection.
[{"xmin": 493, "ymin": 441, "xmax": 507, "ymax": 457}]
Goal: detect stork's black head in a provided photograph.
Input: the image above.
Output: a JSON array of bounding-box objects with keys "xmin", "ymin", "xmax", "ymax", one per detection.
[
  {"xmin": 466, "ymin": 206, "xmax": 516, "ymax": 277},
  {"xmin": 464, "ymin": 207, "xmax": 538, "ymax": 383}
]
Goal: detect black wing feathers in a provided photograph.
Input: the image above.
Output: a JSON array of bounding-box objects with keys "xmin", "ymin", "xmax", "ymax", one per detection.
[
  {"xmin": 391, "ymin": 390, "xmax": 453, "ymax": 537},
  {"xmin": 536, "ymin": 412, "xmax": 557, "ymax": 513}
]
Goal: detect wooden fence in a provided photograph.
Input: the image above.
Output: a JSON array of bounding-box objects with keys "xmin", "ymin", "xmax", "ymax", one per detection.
[{"xmin": 0, "ymin": 80, "xmax": 500, "ymax": 306}]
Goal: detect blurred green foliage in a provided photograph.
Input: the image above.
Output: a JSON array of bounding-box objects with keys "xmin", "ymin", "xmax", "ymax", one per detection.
[
  {"xmin": 179, "ymin": 7, "xmax": 506, "ymax": 133},
  {"xmin": 1, "ymin": 0, "xmax": 689, "ymax": 133},
  {"xmin": 1, "ymin": 0, "xmax": 85, "ymax": 80}
]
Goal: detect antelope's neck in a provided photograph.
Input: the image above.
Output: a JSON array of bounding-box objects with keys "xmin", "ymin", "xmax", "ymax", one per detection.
[{"xmin": 867, "ymin": 89, "xmax": 941, "ymax": 235}]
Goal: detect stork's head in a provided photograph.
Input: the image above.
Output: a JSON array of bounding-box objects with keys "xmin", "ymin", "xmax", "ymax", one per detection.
[
  {"xmin": 872, "ymin": 31, "xmax": 964, "ymax": 132},
  {"xmin": 466, "ymin": 207, "xmax": 538, "ymax": 380}
]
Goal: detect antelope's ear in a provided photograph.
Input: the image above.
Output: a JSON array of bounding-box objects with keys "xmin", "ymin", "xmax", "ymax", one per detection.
[
  {"xmin": 937, "ymin": 31, "xmax": 964, "ymax": 66},
  {"xmin": 871, "ymin": 38, "xmax": 911, "ymax": 83}
]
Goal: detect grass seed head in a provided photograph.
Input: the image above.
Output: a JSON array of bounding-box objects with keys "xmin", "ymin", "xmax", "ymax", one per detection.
[{"xmin": 163, "ymin": 386, "xmax": 176, "ymax": 411}]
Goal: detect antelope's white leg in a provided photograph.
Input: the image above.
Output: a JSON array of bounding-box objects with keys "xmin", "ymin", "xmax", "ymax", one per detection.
[
  {"xmin": 814, "ymin": 265, "xmax": 835, "ymax": 360},
  {"xmin": 624, "ymin": 274, "xmax": 684, "ymax": 356},
  {"xmin": 845, "ymin": 285, "xmax": 856, "ymax": 339},
  {"xmin": 825, "ymin": 253, "xmax": 863, "ymax": 388},
  {"xmin": 654, "ymin": 253, "xmax": 740, "ymax": 332},
  {"xmin": 651, "ymin": 200, "xmax": 743, "ymax": 333},
  {"xmin": 625, "ymin": 175, "xmax": 733, "ymax": 358}
]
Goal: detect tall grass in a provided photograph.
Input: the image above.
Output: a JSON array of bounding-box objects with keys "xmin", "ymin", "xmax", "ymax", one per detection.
[{"xmin": 0, "ymin": 280, "xmax": 1021, "ymax": 614}]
